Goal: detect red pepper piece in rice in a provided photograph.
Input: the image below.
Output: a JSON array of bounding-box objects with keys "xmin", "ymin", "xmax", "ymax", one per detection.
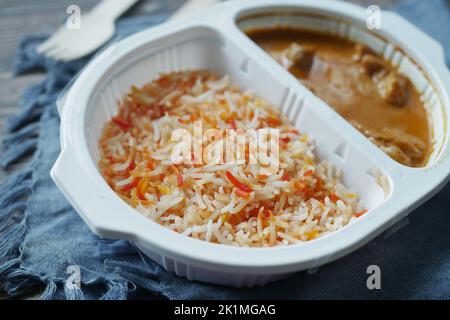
[
  {"xmin": 226, "ymin": 170, "xmax": 253, "ymax": 193},
  {"xmin": 236, "ymin": 188, "xmax": 250, "ymax": 199},
  {"xmin": 120, "ymin": 177, "xmax": 140, "ymax": 192},
  {"xmin": 112, "ymin": 116, "xmax": 132, "ymax": 131},
  {"xmin": 329, "ymin": 193, "xmax": 341, "ymax": 202},
  {"xmin": 303, "ymin": 169, "xmax": 314, "ymax": 177}
]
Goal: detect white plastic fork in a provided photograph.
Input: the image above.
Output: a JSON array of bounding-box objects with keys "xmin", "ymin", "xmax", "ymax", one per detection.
[
  {"xmin": 37, "ymin": 0, "xmax": 140, "ymax": 61},
  {"xmin": 37, "ymin": 0, "xmax": 219, "ymax": 62}
]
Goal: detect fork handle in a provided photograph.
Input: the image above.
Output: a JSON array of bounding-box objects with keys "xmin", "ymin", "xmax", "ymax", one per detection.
[{"xmin": 92, "ymin": 0, "xmax": 140, "ymax": 20}]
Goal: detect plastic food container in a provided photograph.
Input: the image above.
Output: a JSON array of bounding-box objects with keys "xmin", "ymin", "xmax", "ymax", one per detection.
[{"xmin": 51, "ymin": 0, "xmax": 450, "ymax": 287}]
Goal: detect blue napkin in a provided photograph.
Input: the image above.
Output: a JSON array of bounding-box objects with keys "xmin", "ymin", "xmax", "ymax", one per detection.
[{"xmin": 1, "ymin": 0, "xmax": 450, "ymax": 299}]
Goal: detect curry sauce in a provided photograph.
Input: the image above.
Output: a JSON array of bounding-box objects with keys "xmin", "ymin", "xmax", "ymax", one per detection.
[{"xmin": 248, "ymin": 28, "xmax": 432, "ymax": 167}]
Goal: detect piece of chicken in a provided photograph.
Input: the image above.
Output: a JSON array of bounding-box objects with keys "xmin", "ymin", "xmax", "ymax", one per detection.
[
  {"xmin": 377, "ymin": 72, "xmax": 409, "ymax": 106},
  {"xmin": 360, "ymin": 53, "xmax": 388, "ymax": 77},
  {"xmin": 351, "ymin": 121, "xmax": 425, "ymax": 166},
  {"xmin": 272, "ymin": 43, "xmax": 316, "ymax": 77}
]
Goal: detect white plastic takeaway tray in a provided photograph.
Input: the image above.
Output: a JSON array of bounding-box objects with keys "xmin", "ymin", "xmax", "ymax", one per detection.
[{"xmin": 51, "ymin": 0, "xmax": 450, "ymax": 287}]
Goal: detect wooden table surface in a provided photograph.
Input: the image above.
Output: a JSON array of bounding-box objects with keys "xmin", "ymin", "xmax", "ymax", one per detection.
[{"xmin": 0, "ymin": 0, "xmax": 397, "ymax": 299}]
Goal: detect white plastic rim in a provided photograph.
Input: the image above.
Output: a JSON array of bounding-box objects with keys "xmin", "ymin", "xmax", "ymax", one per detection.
[{"xmin": 51, "ymin": 0, "xmax": 450, "ymax": 287}]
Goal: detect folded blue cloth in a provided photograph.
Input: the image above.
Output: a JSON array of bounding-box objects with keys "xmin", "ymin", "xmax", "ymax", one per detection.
[{"xmin": 1, "ymin": 0, "xmax": 450, "ymax": 299}]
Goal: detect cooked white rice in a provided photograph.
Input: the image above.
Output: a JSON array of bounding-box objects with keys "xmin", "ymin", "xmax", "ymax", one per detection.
[{"xmin": 98, "ymin": 70, "xmax": 367, "ymax": 247}]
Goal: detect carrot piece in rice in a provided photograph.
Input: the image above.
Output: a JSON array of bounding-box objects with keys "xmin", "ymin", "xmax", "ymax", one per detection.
[
  {"xmin": 112, "ymin": 116, "xmax": 131, "ymax": 131},
  {"xmin": 355, "ymin": 209, "xmax": 368, "ymax": 217},
  {"xmin": 226, "ymin": 170, "xmax": 253, "ymax": 193}
]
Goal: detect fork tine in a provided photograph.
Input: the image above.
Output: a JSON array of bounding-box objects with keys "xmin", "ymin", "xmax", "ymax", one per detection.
[{"xmin": 37, "ymin": 25, "xmax": 68, "ymax": 54}]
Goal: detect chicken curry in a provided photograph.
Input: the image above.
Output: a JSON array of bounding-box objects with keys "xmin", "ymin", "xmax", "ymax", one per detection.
[{"xmin": 247, "ymin": 28, "xmax": 432, "ymax": 167}]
